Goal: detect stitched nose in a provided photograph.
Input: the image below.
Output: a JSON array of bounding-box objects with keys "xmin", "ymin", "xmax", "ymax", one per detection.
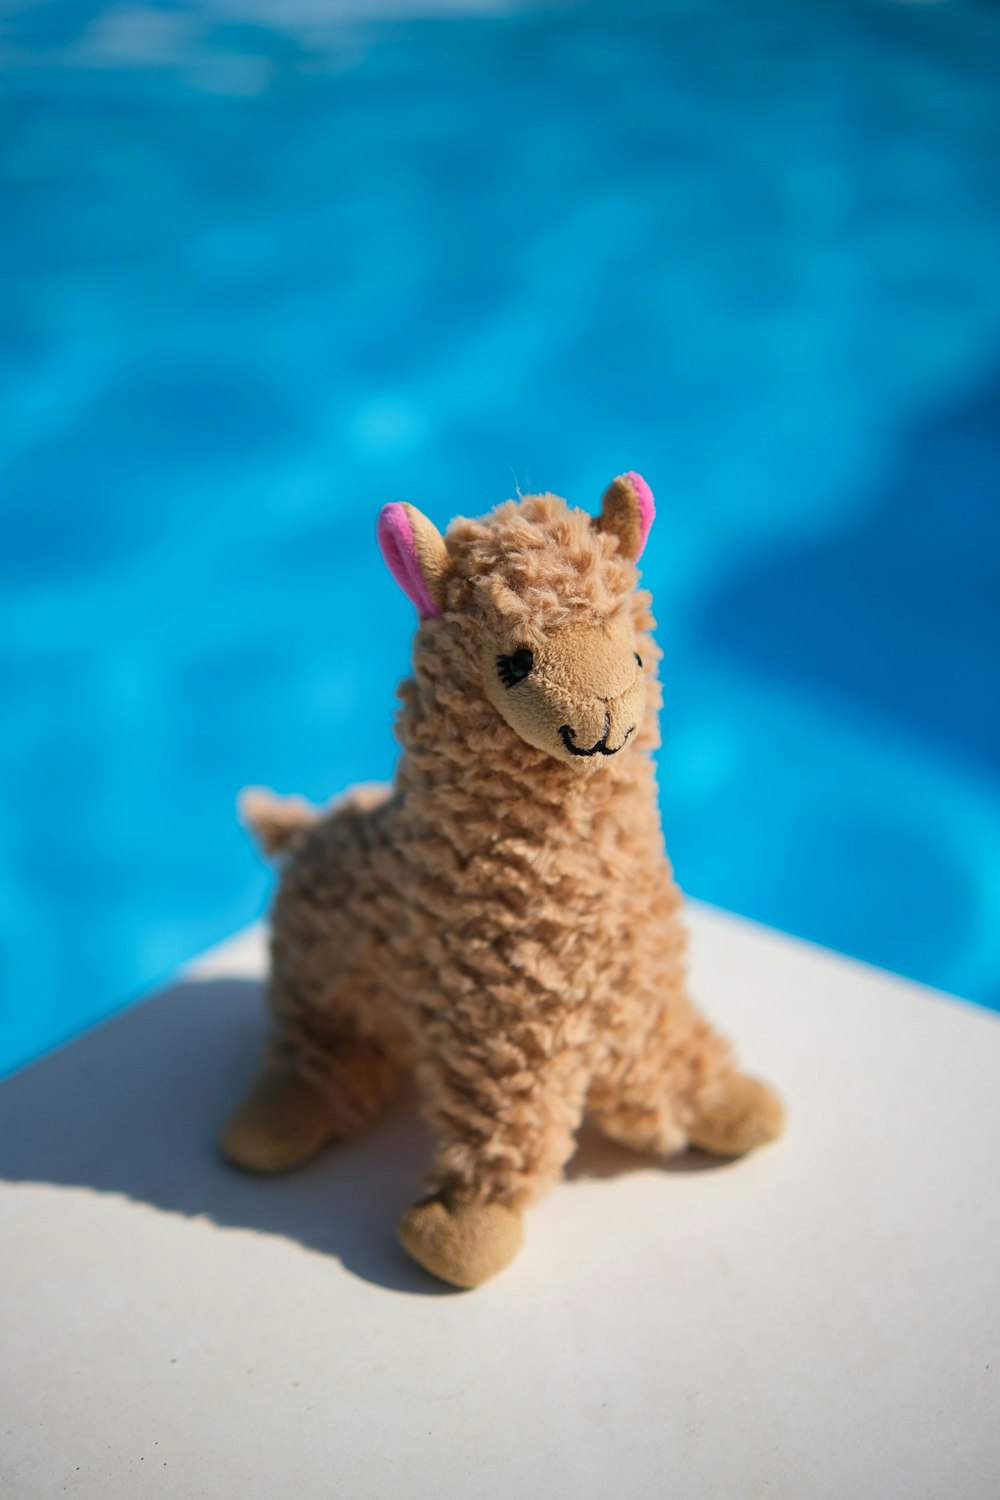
[
  {"xmin": 560, "ymin": 710, "xmax": 636, "ymax": 758},
  {"xmin": 558, "ymin": 698, "xmax": 609, "ymax": 752}
]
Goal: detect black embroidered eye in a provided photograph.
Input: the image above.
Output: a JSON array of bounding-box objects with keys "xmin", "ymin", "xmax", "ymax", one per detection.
[
  {"xmin": 634, "ymin": 652, "xmax": 643, "ymax": 668},
  {"xmin": 497, "ymin": 647, "xmax": 534, "ymax": 688}
]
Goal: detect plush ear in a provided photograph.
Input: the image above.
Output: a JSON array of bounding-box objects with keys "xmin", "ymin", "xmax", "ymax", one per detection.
[
  {"xmin": 594, "ymin": 471, "xmax": 655, "ymax": 562},
  {"xmin": 377, "ymin": 502, "xmax": 450, "ymax": 618}
]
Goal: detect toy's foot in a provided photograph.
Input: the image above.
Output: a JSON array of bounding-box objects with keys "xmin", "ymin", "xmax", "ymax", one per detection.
[
  {"xmin": 397, "ymin": 1192, "xmax": 524, "ymax": 1289},
  {"xmin": 220, "ymin": 1069, "xmax": 341, "ymax": 1174},
  {"xmin": 688, "ymin": 1074, "xmax": 784, "ymax": 1157}
]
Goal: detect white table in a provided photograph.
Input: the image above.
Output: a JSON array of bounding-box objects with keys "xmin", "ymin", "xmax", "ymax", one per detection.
[{"xmin": 2, "ymin": 905, "xmax": 998, "ymax": 1499}]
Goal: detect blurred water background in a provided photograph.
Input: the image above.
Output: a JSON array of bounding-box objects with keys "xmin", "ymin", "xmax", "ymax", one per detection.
[{"xmin": 2, "ymin": 0, "xmax": 999, "ymax": 1074}]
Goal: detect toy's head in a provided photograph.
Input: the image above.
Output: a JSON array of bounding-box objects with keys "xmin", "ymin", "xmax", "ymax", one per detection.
[{"xmin": 377, "ymin": 473, "xmax": 657, "ymax": 770}]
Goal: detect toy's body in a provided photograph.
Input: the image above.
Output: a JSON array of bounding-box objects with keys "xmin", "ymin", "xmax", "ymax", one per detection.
[{"xmin": 223, "ymin": 477, "xmax": 782, "ymax": 1286}]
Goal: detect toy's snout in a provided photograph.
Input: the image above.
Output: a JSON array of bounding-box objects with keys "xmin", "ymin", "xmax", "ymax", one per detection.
[
  {"xmin": 560, "ymin": 706, "xmax": 633, "ymax": 759},
  {"xmin": 483, "ymin": 619, "xmax": 646, "ymax": 767}
]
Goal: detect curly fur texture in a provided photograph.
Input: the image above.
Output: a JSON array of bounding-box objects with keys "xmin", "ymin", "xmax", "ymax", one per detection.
[{"xmin": 225, "ymin": 479, "xmax": 782, "ymax": 1284}]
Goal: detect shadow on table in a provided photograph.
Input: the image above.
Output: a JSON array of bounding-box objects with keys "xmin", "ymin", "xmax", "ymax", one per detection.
[{"xmin": 0, "ymin": 975, "xmax": 724, "ymax": 1294}]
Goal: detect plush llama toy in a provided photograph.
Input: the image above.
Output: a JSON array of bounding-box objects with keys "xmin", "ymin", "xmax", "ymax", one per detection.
[{"xmin": 221, "ymin": 474, "xmax": 783, "ymax": 1287}]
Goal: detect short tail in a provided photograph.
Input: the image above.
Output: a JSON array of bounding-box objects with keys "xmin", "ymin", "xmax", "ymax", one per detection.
[{"xmin": 238, "ymin": 787, "xmax": 321, "ymax": 859}]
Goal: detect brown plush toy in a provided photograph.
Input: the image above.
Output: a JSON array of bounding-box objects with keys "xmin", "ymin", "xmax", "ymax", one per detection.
[{"xmin": 221, "ymin": 474, "xmax": 783, "ymax": 1288}]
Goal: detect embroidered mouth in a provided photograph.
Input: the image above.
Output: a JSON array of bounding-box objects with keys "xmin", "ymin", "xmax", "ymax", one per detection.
[{"xmin": 559, "ymin": 712, "xmax": 636, "ymax": 758}]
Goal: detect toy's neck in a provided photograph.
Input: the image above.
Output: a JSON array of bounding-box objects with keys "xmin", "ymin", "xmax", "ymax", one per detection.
[{"xmin": 392, "ymin": 669, "xmax": 659, "ymax": 840}]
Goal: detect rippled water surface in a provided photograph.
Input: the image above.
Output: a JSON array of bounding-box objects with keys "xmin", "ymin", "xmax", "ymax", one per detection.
[{"xmin": 2, "ymin": 0, "xmax": 999, "ymax": 1072}]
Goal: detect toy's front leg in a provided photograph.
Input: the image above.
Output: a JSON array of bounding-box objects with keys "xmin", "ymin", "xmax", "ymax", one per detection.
[{"xmin": 398, "ymin": 1044, "xmax": 588, "ymax": 1289}]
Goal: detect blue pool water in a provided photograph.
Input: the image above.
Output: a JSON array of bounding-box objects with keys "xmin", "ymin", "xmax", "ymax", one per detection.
[{"xmin": 2, "ymin": 0, "xmax": 1000, "ymax": 1074}]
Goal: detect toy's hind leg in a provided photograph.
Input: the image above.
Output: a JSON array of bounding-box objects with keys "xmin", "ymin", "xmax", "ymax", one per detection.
[
  {"xmin": 221, "ymin": 949, "xmax": 403, "ymax": 1175},
  {"xmin": 588, "ymin": 1000, "xmax": 783, "ymax": 1160},
  {"xmin": 220, "ymin": 1025, "xmax": 400, "ymax": 1175},
  {"xmin": 223, "ymin": 787, "xmax": 404, "ymax": 1174}
]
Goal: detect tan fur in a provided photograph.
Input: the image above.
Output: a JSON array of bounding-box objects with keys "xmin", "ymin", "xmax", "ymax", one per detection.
[{"xmin": 222, "ymin": 484, "xmax": 783, "ymax": 1287}]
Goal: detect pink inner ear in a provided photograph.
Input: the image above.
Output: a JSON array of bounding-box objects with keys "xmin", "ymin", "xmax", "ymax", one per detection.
[
  {"xmin": 376, "ymin": 503, "xmax": 441, "ymax": 619},
  {"xmin": 623, "ymin": 471, "xmax": 655, "ymax": 560}
]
